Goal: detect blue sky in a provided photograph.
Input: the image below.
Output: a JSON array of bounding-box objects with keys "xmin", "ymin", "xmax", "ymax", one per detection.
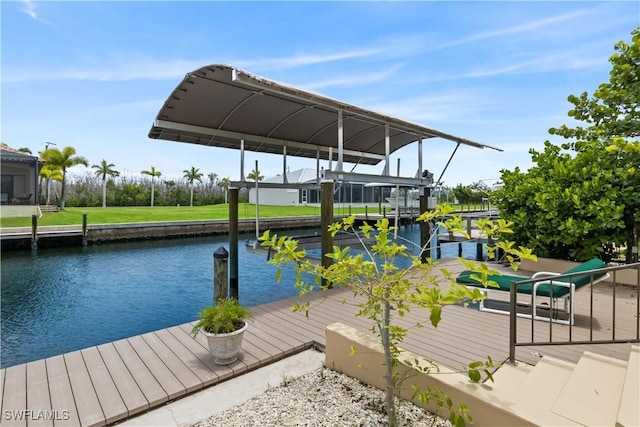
[{"xmin": 2, "ymin": 1, "xmax": 638, "ymax": 186}]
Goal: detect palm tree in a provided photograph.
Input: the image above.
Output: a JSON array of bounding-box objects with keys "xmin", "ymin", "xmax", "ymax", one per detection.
[
  {"xmin": 183, "ymin": 166, "xmax": 203, "ymax": 207},
  {"xmin": 41, "ymin": 146, "xmax": 89, "ymax": 209},
  {"xmin": 247, "ymin": 168, "xmax": 263, "ymax": 182},
  {"xmin": 218, "ymin": 177, "xmax": 230, "ymax": 204},
  {"xmin": 92, "ymin": 160, "xmax": 119, "ymax": 208},
  {"xmin": 39, "ymin": 165, "xmax": 63, "ymax": 205},
  {"xmin": 207, "ymin": 172, "xmax": 218, "ymax": 189},
  {"xmin": 141, "ymin": 166, "xmax": 162, "ymax": 207}
]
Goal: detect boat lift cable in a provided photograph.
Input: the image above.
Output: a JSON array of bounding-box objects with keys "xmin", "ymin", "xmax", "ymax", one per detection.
[{"xmin": 435, "ymin": 143, "xmax": 460, "ymax": 186}]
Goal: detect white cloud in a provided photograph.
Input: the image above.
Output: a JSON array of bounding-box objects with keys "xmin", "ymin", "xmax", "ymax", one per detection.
[
  {"xmin": 2, "ymin": 57, "xmax": 205, "ymax": 83},
  {"xmin": 2, "ymin": 33, "xmax": 424, "ymax": 84},
  {"xmin": 435, "ymin": 9, "xmax": 593, "ymax": 51},
  {"xmin": 18, "ymin": 0, "xmax": 58, "ymax": 27},
  {"xmin": 236, "ymin": 48, "xmax": 381, "ymax": 71},
  {"xmin": 366, "ymin": 90, "xmax": 485, "ymax": 124},
  {"xmin": 20, "ymin": 0, "xmax": 38, "ymax": 19},
  {"xmin": 303, "ymin": 65, "xmax": 405, "ymax": 90},
  {"xmin": 464, "ymin": 44, "xmax": 609, "ymax": 79}
]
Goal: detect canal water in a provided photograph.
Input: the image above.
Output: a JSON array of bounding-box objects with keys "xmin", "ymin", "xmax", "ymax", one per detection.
[{"xmin": 1, "ymin": 225, "xmax": 479, "ymax": 368}]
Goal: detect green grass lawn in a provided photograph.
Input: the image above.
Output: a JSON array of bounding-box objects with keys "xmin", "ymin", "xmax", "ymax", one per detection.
[{"xmin": 0, "ymin": 204, "xmax": 370, "ymax": 228}]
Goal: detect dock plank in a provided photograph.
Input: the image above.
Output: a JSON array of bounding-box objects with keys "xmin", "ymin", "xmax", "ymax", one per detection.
[
  {"xmin": 111, "ymin": 339, "xmax": 167, "ymax": 407},
  {"xmin": 45, "ymin": 356, "xmax": 79, "ymax": 427},
  {"xmin": 248, "ymin": 317, "xmax": 307, "ymax": 355},
  {"xmin": 239, "ymin": 333, "xmax": 276, "ymax": 366},
  {"xmin": 80, "ymin": 347, "xmax": 128, "ymax": 424},
  {"xmin": 138, "ymin": 332, "xmax": 203, "ymax": 394},
  {"xmin": 95, "ymin": 343, "xmax": 148, "ymax": 417},
  {"xmin": 250, "ymin": 306, "xmax": 317, "ymax": 346},
  {"xmin": 152, "ymin": 329, "xmax": 218, "ymax": 387},
  {"xmin": 63, "ymin": 351, "xmax": 104, "ymax": 427},
  {"xmin": 25, "ymin": 359, "xmax": 52, "ymax": 427},
  {"xmin": 125, "ymin": 335, "xmax": 185, "ymax": 401},
  {"xmin": 252, "ymin": 302, "xmax": 326, "ymax": 343},
  {"xmin": 243, "ymin": 327, "xmax": 285, "ymax": 358},
  {"xmin": 2, "ymin": 363, "xmax": 26, "ymax": 427}
]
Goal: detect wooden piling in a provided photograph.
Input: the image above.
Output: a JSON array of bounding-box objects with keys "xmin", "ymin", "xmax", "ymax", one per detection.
[
  {"xmin": 31, "ymin": 214, "xmax": 38, "ymax": 250},
  {"xmin": 419, "ymin": 187, "xmax": 430, "ymax": 262},
  {"xmin": 229, "ymin": 187, "xmax": 239, "ymax": 300},
  {"xmin": 82, "ymin": 213, "xmax": 88, "ymax": 246},
  {"xmin": 213, "ymin": 246, "xmax": 229, "ymax": 303},
  {"xmin": 321, "ymin": 181, "xmax": 334, "ymax": 287}
]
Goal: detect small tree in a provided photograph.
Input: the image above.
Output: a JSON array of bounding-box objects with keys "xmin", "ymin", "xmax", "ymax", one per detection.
[
  {"xmin": 39, "ymin": 164, "xmax": 63, "ymax": 205},
  {"xmin": 92, "ymin": 160, "xmax": 119, "ymax": 208},
  {"xmin": 219, "ymin": 177, "xmax": 230, "ymax": 204},
  {"xmin": 453, "ymin": 184, "xmax": 474, "ymax": 210},
  {"xmin": 141, "ymin": 166, "xmax": 162, "ymax": 207},
  {"xmin": 261, "ymin": 206, "xmax": 535, "ymax": 426},
  {"xmin": 246, "ymin": 168, "xmax": 263, "ymax": 182},
  {"xmin": 183, "ymin": 166, "xmax": 203, "ymax": 206},
  {"xmin": 40, "ymin": 146, "xmax": 89, "ymax": 209}
]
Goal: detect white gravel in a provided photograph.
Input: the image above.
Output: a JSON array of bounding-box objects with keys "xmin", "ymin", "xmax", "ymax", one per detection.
[{"xmin": 193, "ymin": 366, "xmax": 452, "ymax": 427}]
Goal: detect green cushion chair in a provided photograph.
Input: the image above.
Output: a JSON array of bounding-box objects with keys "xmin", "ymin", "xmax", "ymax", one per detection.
[{"xmin": 455, "ymin": 258, "xmax": 609, "ymax": 325}]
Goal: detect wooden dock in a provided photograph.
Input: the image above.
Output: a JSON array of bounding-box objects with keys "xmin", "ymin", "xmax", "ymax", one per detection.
[{"xmin": 0, "ymin": 259, "xmax": 636, "ymax": 427}]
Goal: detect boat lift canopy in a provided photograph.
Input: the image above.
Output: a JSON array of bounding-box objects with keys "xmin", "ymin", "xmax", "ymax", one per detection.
[{"xmin": 148, "ymin": 64, "xmax": 501, "ymax": 187}]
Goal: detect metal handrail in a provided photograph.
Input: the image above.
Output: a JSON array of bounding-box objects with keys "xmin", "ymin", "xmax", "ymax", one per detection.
[{"xmin": 508, "ymin": 262, "xmax": 640, "ymax": 364}]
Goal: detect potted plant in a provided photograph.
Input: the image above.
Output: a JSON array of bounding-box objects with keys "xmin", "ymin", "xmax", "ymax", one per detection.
[{"xmin": 191, "ymin": 298, "xmax": 252, "ymax": 365}]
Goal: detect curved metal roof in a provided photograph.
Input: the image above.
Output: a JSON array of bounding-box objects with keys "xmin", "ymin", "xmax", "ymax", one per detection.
[{"xmin": 148, "ymin": 64, "xmax": 501, "ymax": 166}]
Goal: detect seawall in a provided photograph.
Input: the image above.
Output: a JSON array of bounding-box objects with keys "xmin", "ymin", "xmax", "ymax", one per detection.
[{"xmin": 0, "ymin": 217, "xmax": 328, "ymax": 251}]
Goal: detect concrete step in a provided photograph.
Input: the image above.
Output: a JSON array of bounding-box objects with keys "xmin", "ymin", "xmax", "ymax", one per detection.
[
  {"xmin": 552, "ymin": 351, "xmax": 628, "ymax": 427},
  {"xmin": 512, "ymin": 356, "xmax": 579, "ymax": 426},
  {"xmin": 616, "ymin": 345, "xmax": 639, "ymax": 427},
  {"xmin": 489, "ymin": 361, "xmax": 533, "ymax": 393},
  {"xmin": 484, "ymin": 362, "xmax": 533, "ymax": 411}
]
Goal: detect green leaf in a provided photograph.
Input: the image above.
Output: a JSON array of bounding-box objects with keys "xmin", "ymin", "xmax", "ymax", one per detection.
[{"xmin": 429, "ymin": 306, "xmax": 442, "ymax": 327}]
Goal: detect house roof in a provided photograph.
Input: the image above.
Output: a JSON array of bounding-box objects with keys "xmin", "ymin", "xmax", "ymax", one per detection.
[
  {"xmin": 0, "ymin": 146, "xmax": 41, "ymax": 164},
  {"xmin": 148, "ymin": 64, "xmax": 501, "ymax": 166},
  {"xmin": 263, "ymin": 168, "xmax": 319, "ymax": 184}
]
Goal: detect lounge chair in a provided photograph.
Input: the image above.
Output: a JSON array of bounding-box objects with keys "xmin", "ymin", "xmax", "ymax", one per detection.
[{"xmin": 456, "ymin": 258, "xmax": 610, "ymax": 325}]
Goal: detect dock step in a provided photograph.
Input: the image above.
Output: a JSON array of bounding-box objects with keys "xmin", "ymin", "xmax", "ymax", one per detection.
[
  {"xmin": 483, "ymin": 345, "xmax": 638, "ymax": 426},
  {"xmin": 551, "ymin": 351, "xmax": 628, "ymax": 427},
  {"xmin": 513, "ymin": 356, "xmax": 579, "ymax": 426},
  {"xmin": 616, "ymin": 345, "xmax": 639, "ymax": 427},
  {"xmin": 487, "ymin": 362, "xmax": 533, "ymax": 398}
]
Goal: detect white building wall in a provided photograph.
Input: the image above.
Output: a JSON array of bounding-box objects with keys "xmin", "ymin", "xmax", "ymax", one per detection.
[{"xmin": 249, "ymin": 188, "xmax": 299, "ymax": 205}]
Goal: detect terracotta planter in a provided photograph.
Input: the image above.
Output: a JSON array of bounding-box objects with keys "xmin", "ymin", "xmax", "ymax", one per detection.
[{"xmin": 202, "ymin": 321, "xmax": 248, "ymax": 365}]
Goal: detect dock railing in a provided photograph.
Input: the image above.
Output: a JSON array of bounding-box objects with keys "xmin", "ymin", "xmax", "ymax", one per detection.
[{"xmin": 508, "ymin": 262, "xmax": 640, "ymax": 364}]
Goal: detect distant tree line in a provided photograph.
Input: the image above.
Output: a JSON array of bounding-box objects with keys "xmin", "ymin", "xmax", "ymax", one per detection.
[
  {"xmin": 431, "ymin": 183, "xmax": 493, "ymax": 210},
  {"xmin": 35, "ymin": 147, "xmax": 254, "ymax": 207},
  {"xmin": 42, "ymin": 171, "xmax": 249, "ymax": 207}
]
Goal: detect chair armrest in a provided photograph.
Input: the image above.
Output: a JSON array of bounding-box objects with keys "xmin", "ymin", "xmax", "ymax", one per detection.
[{"xmin": 532, "ymin": 271, "xmax": 561, "ymax": 279}]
